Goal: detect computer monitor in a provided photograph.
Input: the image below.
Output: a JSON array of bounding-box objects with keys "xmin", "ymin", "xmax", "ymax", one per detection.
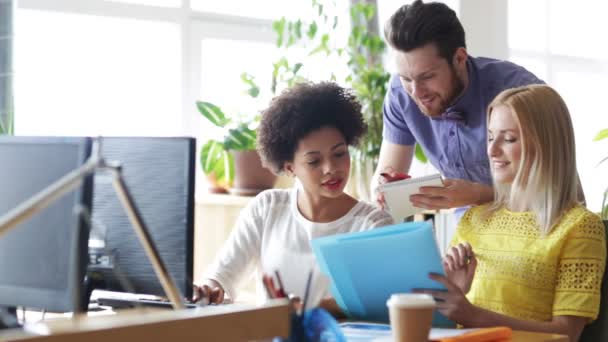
[
  {"xmin": 88, "ymin": 137, "xmax": 195, "ymax": 300},
  {"xmin": 0, "ymin": 136, "xmax": 93, "ymax": 314}
]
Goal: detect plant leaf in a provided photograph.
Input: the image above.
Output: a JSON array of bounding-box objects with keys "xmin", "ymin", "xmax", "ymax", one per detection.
[
  {"xmin": 200, "ymin": 140, "xmax": 234, "ymax": 187},
  {"xmin": 196, "ymin": 101, "xmax": 230, "ymax": 127},
  {"xmin": 273, "ymin": 17, "xmax": 286, "ymax": 47},
  {"xmin": 224, "ymin": 124, "xmax": 257, "ymax": 150},
  {"xmin": 593, "ymin": 128, "xmax": 608, "ymax": 141},
  {"xmin": 415, "ymin": 143, "xmax": 428, "ymax": 163},
  {"xmin": 200, "ymin": 140, "xmax": 222, "ymax": 173},
  {"xmin": 307, "ymin": 21, "xmax": 318, "ymax": 39},
  {"xmin": 241, "ymin": 72, "xmax": 260, "ymax": 98}
]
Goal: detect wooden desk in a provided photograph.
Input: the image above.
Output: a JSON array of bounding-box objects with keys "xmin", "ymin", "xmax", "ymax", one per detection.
[
  {"xmin": 0, "ymin": 304, "xmax": 570, "ymax": 342},
  {"xmin": 0, "ymin": 299, "xmax": 289, "ymax": 342},
  {"xmin": 510, "ymin": 330, "xmax": 569, "ymax": 342}
]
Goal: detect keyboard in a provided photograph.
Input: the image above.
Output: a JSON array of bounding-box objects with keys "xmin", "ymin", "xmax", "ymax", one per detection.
[
  {"xmin": 96, "ymin": 297, "xmax": 200, "ymax": 309},
  {"xmin": 92, "ymin": 289, "xmax": 200, "ymax": 309}
]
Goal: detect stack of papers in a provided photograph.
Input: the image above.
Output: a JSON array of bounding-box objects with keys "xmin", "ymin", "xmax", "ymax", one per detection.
[
  {"xmin": 339, "ymin": 322, "xmax": 479, "ymax": 342},
  {"xmin": 311, "ymin": 221, "xmax": 453, "ymax": 326}
]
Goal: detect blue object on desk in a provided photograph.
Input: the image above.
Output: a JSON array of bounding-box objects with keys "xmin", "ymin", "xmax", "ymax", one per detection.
[
  {"xmin": 274, "ymin": 308, "xmax": 346, "ymax": 342},
  {"xmin": 311, "ymin": 221, "xmax": 454, "ymax": 327}
]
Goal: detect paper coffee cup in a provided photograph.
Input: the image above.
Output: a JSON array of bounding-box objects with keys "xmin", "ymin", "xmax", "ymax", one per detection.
[{"xmin": 386, "ymin": 294, "xmax": 435, "ymax": 342}]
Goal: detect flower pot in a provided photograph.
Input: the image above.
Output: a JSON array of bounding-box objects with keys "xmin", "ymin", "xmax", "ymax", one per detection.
[{"xmin": 229, "ymin": 150, "xmax": 277, "ymax": 196}]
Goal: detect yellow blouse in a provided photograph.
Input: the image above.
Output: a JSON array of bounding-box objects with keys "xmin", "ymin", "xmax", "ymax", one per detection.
[{"xmin": 452, "ymin": 204, "xmax": 606, "ymax": 322}]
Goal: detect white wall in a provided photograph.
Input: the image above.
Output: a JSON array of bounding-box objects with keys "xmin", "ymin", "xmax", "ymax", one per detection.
[{"xmin": 458, "ymin": 0, "xmax": 508, "ymax": 60}]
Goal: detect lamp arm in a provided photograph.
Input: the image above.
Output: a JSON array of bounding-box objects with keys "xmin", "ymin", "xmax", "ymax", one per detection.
[
  {"xmin": 109, "ymin": 169, "xmax": 185, "ymax": 309},
  {"xmin": 0, "ymin": 155, "xmax": 99, "ymax": 240}
]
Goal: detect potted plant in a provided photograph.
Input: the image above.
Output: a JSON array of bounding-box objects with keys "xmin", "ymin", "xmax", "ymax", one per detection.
[
  {"xmin": 197, "ymin": 101, "xmax": 276, "ymax": 195},
  {"xmin": 271, "ymin": 0, "xmax": 427, "ymax": 201}
]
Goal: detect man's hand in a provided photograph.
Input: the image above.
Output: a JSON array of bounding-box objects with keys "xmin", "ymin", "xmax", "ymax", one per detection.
[
  {"xmin": 371, "ymin": 141, "xmax": 415, "ymax": 208},
  {"xmin": 410, "ymin": 178, "xmax": 493, "ymax": 210},
  {"xmin": 374, "ymin": 167, "xmax": 411, "ymax": 209},
  {"xmin": 443, "ymin": 242, "xmax": 477, "ymax": 294}
]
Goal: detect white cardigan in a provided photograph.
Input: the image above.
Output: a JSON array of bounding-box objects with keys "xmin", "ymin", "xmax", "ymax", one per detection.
[{"xmin": 202, "ymin": 187, "xmax": 393, "ymax": 308}]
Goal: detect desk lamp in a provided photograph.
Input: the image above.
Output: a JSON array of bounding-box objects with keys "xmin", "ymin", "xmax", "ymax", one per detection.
[{"xmin": 0, "ymin": 139, "xmax": 186, "ymax": 310}]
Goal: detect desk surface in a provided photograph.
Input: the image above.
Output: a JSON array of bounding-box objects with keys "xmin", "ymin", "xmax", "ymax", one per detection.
[
  {"xmin": 0, "ymin": 299, "xmax": 290, "ymax": 342},
  {"xmin": 510, "ymin": 330, "xmax": 568, "ymax": 342},
  {"xmin": 1, "ymin": 303, "xmax": 568, "ymax": 342}
]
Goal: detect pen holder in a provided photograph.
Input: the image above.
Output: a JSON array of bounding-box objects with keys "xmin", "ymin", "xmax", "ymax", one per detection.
[{"xmin": 274, "ymin": 307, "xmax": 346, "ymax": 342}]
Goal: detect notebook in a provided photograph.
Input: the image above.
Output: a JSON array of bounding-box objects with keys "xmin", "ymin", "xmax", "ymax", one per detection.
[
  {"xmin": 311, "ymin": 221, "xmax": 454, "ymax": 326},
  {"xmin": 377, "ymin": 174, "xmax": 443, "ymax": 222}
]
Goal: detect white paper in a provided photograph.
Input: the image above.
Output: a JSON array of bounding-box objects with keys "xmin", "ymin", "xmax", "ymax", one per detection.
[
  {"xmin": 339, "ymin": 322, "xmax": 476, "ymax": 342},
  {"xmin": 377, "ymin": 174, "xmax": 443, "ymax": 221}
]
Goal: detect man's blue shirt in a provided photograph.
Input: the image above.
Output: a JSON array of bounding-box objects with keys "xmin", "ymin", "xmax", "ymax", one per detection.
[{"xmin": 383, "ymin": 56, "xmax": 544, "ymax": 185}]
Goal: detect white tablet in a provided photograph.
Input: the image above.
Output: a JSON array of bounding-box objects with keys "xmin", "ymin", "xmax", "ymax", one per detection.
[{"xmin": 377, "ymin": 173, "xmax": 443, "ymax": 222}]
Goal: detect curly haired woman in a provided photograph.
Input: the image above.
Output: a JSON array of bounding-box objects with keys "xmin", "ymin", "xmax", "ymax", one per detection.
[{"xmin": 193, "ymin": 82, "xmax": 393, "ymax": 315}]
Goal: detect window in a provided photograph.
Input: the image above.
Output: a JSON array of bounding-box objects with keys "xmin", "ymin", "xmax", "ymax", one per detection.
[
  {"xmin": 105, "ymin": 0, "xmax": 180, "ymax": 7},
  {"xmin": 508, "ymin": 0, "xmax": 608, "ymax": 212},
  {"xmin": 15, "ymin": 8, "xmax": 181, "ymax": 136},
  {"xmin": 191, "ymin": 0, "xmax": 315, "ymax": 20},
  {"xmin": 15, "ymin": 0, "xmax": 349, "ymax": 194}
]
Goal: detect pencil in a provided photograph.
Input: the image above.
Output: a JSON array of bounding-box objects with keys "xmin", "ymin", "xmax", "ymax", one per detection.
[
  {"xmin": 274, "ymin": 270, "xmax": 287, "ymax": 298},
  {"xmin": 301, "ymin": 269, "xmax": 313, "ymax": 314}
]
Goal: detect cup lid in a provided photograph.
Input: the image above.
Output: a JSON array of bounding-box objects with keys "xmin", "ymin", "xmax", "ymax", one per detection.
[{"xmin": 386, "ymin": 293, "xmax": 435, "ymax": 308}]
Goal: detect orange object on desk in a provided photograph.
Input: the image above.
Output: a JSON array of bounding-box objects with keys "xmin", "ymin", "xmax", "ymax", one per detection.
[{"xmin": 434, "ymin": 326, "xmax": 512, "ymax": 342}]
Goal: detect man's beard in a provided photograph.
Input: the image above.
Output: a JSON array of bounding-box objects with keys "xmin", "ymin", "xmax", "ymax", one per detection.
[{"xmin": 417, "ymin": 67, "xmax": 465, "ymax": 117}]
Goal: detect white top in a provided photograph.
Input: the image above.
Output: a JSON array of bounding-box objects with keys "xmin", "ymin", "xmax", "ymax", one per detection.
[{"xmin": 203, "ymin": 187, "xmax": 394, "ymax": 309}]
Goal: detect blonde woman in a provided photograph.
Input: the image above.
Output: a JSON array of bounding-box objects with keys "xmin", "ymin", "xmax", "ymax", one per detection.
[{"xmin": 420, "ymin": 85, "xmax": 606, "ymax": 341}]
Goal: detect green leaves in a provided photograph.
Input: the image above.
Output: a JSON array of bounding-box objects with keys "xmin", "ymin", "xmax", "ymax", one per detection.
[
  {"xmin": 196, "ymin": 101, "xmax": 230, "ymax": 127},
  {"xmin": 309, "ymin": 33, "xmax": 330, "ymax": 56},
  {"xmin": 197, "ymin": 99, "xmax": 256, "ymax": 187},
  {"xmin": 594, "ymin": 128, "xmax": 608, "ymax": 142},
  {"xmin": 241, "ymin": 73, "xmax": 260, "ymax": 98},
  {"xmin": 223, "ymin": 123, "xmax": 257, "ymax": 151},
  {"xmin": 415, "ymin": 144, "xmax": 428, "ymax": 163},
  {"xmin": 595, "ymin": 128, "xmax": 608, "ymax": 167},
  {"xmin": 266, "ymin": 0, "xmax": 422, "ymax": 167},
  {"xmin": 0, "ymin": 108, "xmax": 14, "ymax": 135},
  {"xmin": 271, "ymin": 58, "xmax": 304, "ymax": 94},
  {"xmin": 307, "ymin": 21, "xmax": 318, "ymax": 39},
  {"xmin": 200, "ymin": 140, "xmax": 234, "ymax": 187},
  {"xmin": 273, "ymin": 18, "xmax": 286, "ymax": 47}
]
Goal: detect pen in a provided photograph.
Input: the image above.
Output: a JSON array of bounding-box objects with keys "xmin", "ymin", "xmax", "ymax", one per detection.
[
  {"xmin": 301, "ymin": 269, "xmax": 313, "ymax": 315},
  {"xmin": 262, "ymin": 274, "xmax": 278, "ymax": 298},
  {"xmin": 274, "ymin": 270, "xmax": 287, "ymax": 298}
]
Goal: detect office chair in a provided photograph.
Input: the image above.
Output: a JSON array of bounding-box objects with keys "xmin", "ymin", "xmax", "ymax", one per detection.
[{"xmin": 579, "ymin": 221, "xmax": 608, "ymax": 342}]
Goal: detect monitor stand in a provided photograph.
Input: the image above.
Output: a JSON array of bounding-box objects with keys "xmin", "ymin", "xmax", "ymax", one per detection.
[
  {"xmin": 82, "ymin": 270, "xmax": 108, "ymax": 312},
  {"xmin": 0, "ymin": 306, "xmax": 20, "ymax": 330}
]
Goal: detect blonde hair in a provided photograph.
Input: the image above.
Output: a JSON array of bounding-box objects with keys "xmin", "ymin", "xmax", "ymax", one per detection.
[{"xmin": 485, "ymin": 85, "xmax": 579, "ymax": 234}]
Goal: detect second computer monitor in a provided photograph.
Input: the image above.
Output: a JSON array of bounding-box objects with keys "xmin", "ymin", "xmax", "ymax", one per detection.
[{"xmin": 89, "ymin": 137, "xmax": 195, "ymax": 299}]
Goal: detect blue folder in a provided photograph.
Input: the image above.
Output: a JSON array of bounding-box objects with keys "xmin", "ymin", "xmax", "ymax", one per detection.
[{"xmin": 311, "ymin": 221, "xmax": 454, "ymax": 326}]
